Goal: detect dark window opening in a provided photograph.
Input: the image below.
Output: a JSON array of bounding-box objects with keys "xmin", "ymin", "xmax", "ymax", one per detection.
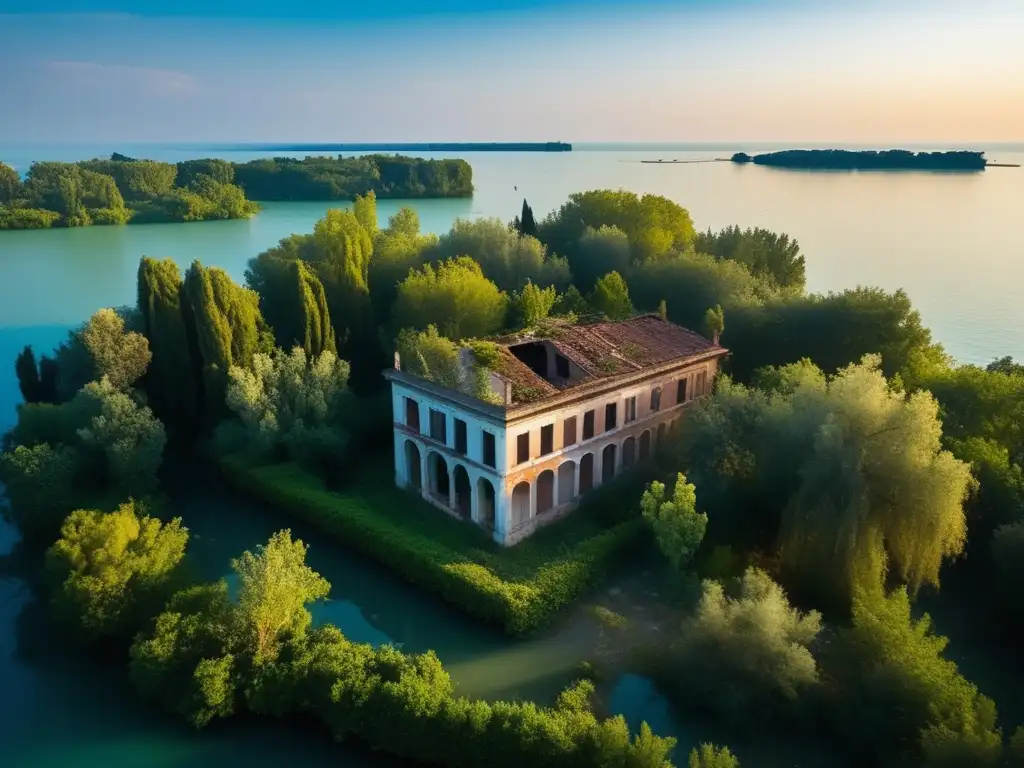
[
  {"xmin": 555, "ymin": 354, "xmax": 570, "ymax": 379},
  {"xmin": 563, "ymin": 416, "xmax": 577, "ymax": 447},
  {"xmin": 508, "ymin": 341, "xmax": 549, "ymax": 379},
  {"xmin": 454, "ymin": 419, "xmax": 468, "ymax": 455},
  {"xmin": 517, "ymin": 432, "xmax": 530, "ymax": 464},
  {"xmin": 651, "ymin": 387, "xmax": 661, "ymax": 412},
  {"xmin": 677, "ymin": 378, "xmax": 688, "ymax": 404},
  {"xmin": 605, "ymin": 403, "xmax": 617, "ymax": 432},
  {"xmin": 429, "ymin": 409, "xmax": 447, "ymax": 443},
  {"xmin": 405, "ymin": 397, "xmax": 420, "ymax": 432},
  {"xmin": 482, "ymin": 431, "xmax": 496, "ymax": 468},
  {"xmin": 540, "ymin": 424, "xmax": 554, "ymax": 455},
  {"xmin": 624, "ymin": 396, "xmax": 637, "ymax": 423},
  {"xmin": 583, "ymin": 410, "xmax": 595, "ymax": 440}
]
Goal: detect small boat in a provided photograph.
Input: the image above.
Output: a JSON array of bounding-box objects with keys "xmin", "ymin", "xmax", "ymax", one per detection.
[{"xmin": 640, "ymin": 159, "xmax": 681, "ymax": 164}]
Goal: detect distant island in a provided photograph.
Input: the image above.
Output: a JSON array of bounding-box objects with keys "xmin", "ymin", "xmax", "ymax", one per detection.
[
  {"xmin": 730, "ymin": 149, "xmax": 989, "ymax": 171},
  {"xmin": 215, "ymin": 142, "xmax": 572, "ymax": 153},
  {"xmin": 0, "ymin": 153, "xmax": 474, "ymax": 230}
]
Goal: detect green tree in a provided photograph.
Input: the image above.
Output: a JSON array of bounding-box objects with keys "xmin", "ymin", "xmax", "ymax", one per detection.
[
  {"xmin": 574, "ymin": 225, "xmax": 632, "ymax": 291},
  {"xmin": 129, "ymin": 581, "xmax": 241, "ymax": 728},
  {"xmin": 0, "ymin": 161, "xmax": 21, "ymax": 203},
  {"xmin": 510, "ymin": 280, "xmax": 557, "ymax": 328},
  {"xmin": 667, "ymin": 568, "xmax": 821, "ymax": 721},
  {"xmin": 704, "ymin": 304, "xmax": 724, "ymax": 344},
  {"xmin": 232, "ymin": 529, "xmax": 330, "ymax": 665},
  {"xmin": 182, "ymin": 261, "xmax": 271, "ymax": 419},
  {"xmin": 280, "ymin": 261, "xmax": 337, "ymax": 358},
  {"xmin": 368, "ymin": 212, "xmax": 437, "ymax": 323},
  {"xmin": 137, "ymin": 257, "xmax": 200, "ymax": 431},
  {"xmin": 514, "ymin": 198, "xmax": 539, "ymax": 238},
  {"xmin": 641, "ymin": 473, "xmax": 707, "ymax": 569},
  {"xmin": 55, "ymin": 307, "xmax": 152, "ymax": 399},
  {"xmin": 393, "ymin": 257, "xmax": 508, "ymax": 340},
  {"xmin": 352, "ymin": 190, "xmax": 378, "ymax": 235},
  {"xmin": 552, "ymin": 284, "xmax": 590, "ymax": 317},
  {"xmin": 430, "ymin": 217, "xmax": 569, "ymax": 293},
  {"xmin": 590, "ymin": 271, "xmax": 633, "ymax": 320},
  {"xmin": 222, "ymin": 347, "xmax": 352, "ymax": 466},
  {"xmin": 824, "ymin": 588, "xmax": 1002, "ymax": 766},
  {"xmin": 696, "ymin": 225, "xmax": 806, "ymax": 294},
  {"xmin": 46, "ymin": 501, "xmax": 188, "ymax": 639},
  {"xmin": 0, "ymin": 443, "xmax": 82, "ymax": 540},
  {"xmin": 689, "ymin": 744, "xmax": 740, "ymax": 768},
  {"xmin": 14, "ymin": 345, "xmax": 58, "ymax": 404}
]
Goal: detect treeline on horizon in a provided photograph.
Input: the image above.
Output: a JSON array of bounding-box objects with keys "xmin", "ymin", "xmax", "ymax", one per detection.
[
  {"xmin": 0, "ymin": 152, "xmax": 473, "ymax": 230},
  {"xmin": 7, "ymin": 189, "xmax": 1024, "ymax": 766},
  {"xmin": 731, "ymin": 148, "xmax": 988, "ymax": 170}
]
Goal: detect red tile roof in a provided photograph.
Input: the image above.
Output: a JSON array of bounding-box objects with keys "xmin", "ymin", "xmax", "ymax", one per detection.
[{"xmin": 495, "ymin": 315, "xmax": 725, "ymax": 404}]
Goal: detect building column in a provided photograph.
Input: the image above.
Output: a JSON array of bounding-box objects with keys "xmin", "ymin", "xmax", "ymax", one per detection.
[
  {"xmin": 574, "ymin": 462, "xmax": 581, "ymax": 499},
  {"xmin": 552, "ymin": 471, "xmax": 560, "ymax": 508},
  {"xmin": 529, "ymin": 481, "xmax": 538, "ymax": 520},
  {"xmin": 493, "ymin": 481, "xmax": 510, "ymax": 545},
  {"xmin": 393, "ymin": 435, "xmax": 405, "ymax": 488},
  {"xmin": 420, "ymin": 450, "xmax": 430, "ymax": 501}
]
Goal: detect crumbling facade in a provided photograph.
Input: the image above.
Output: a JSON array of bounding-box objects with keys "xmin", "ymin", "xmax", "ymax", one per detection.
[{"xmin": 384, "ymin": 315, "xmax": 728, "ymax": 546}]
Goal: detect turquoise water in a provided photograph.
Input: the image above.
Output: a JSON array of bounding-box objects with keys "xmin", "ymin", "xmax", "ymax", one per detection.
[{"xmin": 2, "ymin": 141, "xmax": 1019, "ymax": 766}]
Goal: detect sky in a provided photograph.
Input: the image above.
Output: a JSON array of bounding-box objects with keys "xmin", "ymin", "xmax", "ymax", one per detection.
[{"xmin": 1, "ymin": 0, "xmax": 1022, "ymax": 144}]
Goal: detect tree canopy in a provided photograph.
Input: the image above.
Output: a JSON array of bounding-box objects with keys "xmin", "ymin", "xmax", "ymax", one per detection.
[{"xmin": 393, "ymin": 257, "xmax": 508, "ymax": 341}]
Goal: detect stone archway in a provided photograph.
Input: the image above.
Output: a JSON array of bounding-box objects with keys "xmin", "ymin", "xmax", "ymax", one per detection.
[
  {"xmin": 557, "ymin": 461, "xmax": 575, "ymax": 505},
  {"xmin": 579, "ymin": 453, "xmax": 594, "ymax": 493},
  {"xmin": 622, "ymin": 436, "xmax": 636, "ymax": 468},
  {"xmin": 453, "ymin": 464, "xmax": 472, "ymax": 519},
  {"xmin": 639, "ymin": 430, "xmax": 652, "ymax": 461},
  {"xmin": 537, "ymin": 470, "xmax": 555, "ymax": 514},
  {"xmin": 427, "ymin": 451, "xmax": 450, "ymax": 505},
  {"xmin": 477, "ymin": 478, "xmax": 496, "ymax": 529},
  {"xmin": 511, "ymin": 481, "xmax": 531, "ymax": 527},
  {"xmin": 405, "ymin": 440, "xmax": 422, "ymax": 490},
  {"xmin": 602, "ymin": 443, "xmax": 617, "ymax": 483}
]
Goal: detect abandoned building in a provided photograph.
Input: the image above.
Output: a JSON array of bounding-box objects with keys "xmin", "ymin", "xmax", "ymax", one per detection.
[{"xmin": 384, "ymin": 314, "xmax": 728, "ymax": 546}]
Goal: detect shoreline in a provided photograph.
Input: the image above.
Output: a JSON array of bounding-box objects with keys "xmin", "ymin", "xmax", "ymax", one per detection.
[{"xmin": 208, "ymin": 142, "xmax": 573, "ymax": 153}]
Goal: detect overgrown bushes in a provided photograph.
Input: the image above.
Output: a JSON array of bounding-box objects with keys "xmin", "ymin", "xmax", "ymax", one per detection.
[{"xmin": 218, "ymin": 453, "xmax": 645, "ymax": 635}]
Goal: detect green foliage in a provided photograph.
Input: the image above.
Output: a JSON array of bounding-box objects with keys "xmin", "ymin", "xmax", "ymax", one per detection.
[
  {"xmin": 510, "ymin": 280, "xmax": 558, "ymax": 328},
  {"xmin": 991, "ymin": 521, "xmax": 1024, "ymax": 632},
  {"xmin": 352, "ymin": 190, "xmax": 378, "ymax": 235},
  {"xmin": 688, "ymin": 744, "xmax": 739, "ymax": 768},
  {"xmin": 137, "ymin": 257, "xmax": 199, "ymax": 431},
  {"xmin": 590, "ymin": 271, "xmax": 634, "ymax": 320},
  {"xmin": 429, "ymin": 217, "xmax": 570, "ymax": 293},
  {"xmin": 231, "ymin": 154, "xmax": 473, "ymax": 200},
  {"xmin": 367, "ymin": 208, "xmax": 438, "ymax": 322},
  {"xmin": 514, "ymin": 197, "xmax": 539, "ymax": 238},
  {"xmin": 0, "ymin": 206, "xmax": 62, "ymax": 229},
  {"xmin": 232, "ymin": 529, "xmax": 330, "ymax": 664},
  {"xmin": 641, "ymin": 473, "xmax": 707, "ymax": 569},
  {"xmin": 553, "ymin": 284, "xmax": 590, "ymax": 317},
  {"xmin": 218, "ymin": 455, "xmax": 646, "ymax": 635},
  {"xmin": 664, "ymin": 568, "xmax": 821, "ymax": 722},
  {"xmin": 55, "ymin": 307, "xmax": 152, "ymax": 400},
  {"xmin": 262, "ymin": 260, "xmax": 337, "ymax": 358},
  {"xmin": 182, "ymin": 261, "xmax": 271, "ymax": 420},
  {"xmin": 175, "ymin": 158, "xmax": 235, "ymax": 188},
  {"xmin": 538, "ymin": 189, "xmax": 696, "ymax": 264},
  {"xmin": 0, "ymin": 443, "xmax": 82, "ymax": 540},
  {"xmin": 393, "ymin": 256, "xmax": 508, "ymax": 341},
  {"xmin": 676, "ymin": 356, "xmax": 971, "ymax": 611},
  {"xmin": 0, "ymin": 161, "xmax": 21, "ymax": 203},
  {"xmin": 824, "ymin": 587, "xmax": 1003, "ymax": 766},
  {"xmin": 78, "ymin": 157, "xmax": 177, "ymax": 201},
  {"xmin": 575, "ymin": 225, "xmax": 632, "ymax": 291},
  {"xmin": 222, "ymin": 347, "xmax": 352, "ymax": 468},
  {"xmin": 46, "ymin": 501, "xmax": 188, "ymax": 639},
  {"xmin": 703, "ymin": 304, "xmax": 724, "ymax": 344},
  {"xmin": 14, "ymin": 345, "xmax": 58, "ymax": 404},
  {"xmin": 129, "ymin": 581, "xmax": 241, "ymax": 728},
  {"xmin": 396, "ymin": 326, "xmax": 500, "ymax": 403},
  {"xmin": 696, "ymin": 225, "xmax": 806, "ymax": 294}
]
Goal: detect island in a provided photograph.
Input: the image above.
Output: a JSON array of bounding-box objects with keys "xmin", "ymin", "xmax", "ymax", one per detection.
[
  {"xmin": 0, "ymin": 152, "xmax": 474, "ymax": 229},
  {"xmin": 730, "ymin": 148, "xmax": 990, "ymax": 171},
  {"xmin": 215, "ymin": 141, "xmax": 573, "ymax": 152}
]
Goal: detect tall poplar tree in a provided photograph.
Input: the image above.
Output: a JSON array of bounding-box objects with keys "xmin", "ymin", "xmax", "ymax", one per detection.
[{"xmin": 137, "ymin": 257, "xmax": 199, "ymax": 431}]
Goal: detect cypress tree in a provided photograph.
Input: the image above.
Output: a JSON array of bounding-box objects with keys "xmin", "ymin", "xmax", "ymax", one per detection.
[
  {"xmin": 14, "ymin": 346, "xmax": 41, "ymax": 403},
  {"xmin": 296, "ymin": 261, "xmax": 337, "ymax": 358},
  {"xmin": 520, "ymin": 198, "xmax": 538, "ymax": 238},
  {"xmin": 352, "ymin": 190, "xmax": 378, "ymax": 237},
  {"xmin": 137, "ymin": 257, "xmax": 199, "ymax": 431},
  {"xmin": 38, "ymin": 355, "xmax": 59, "ymax": 404}
]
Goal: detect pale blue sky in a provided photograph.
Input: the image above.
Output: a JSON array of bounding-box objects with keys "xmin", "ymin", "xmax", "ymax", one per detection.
[{"xmin": 1, "ymin": 0, "xmax": 1021, "ymax": 143}]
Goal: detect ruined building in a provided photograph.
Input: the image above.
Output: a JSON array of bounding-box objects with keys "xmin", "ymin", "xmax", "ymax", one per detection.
[{"xmin": 384, "ymin": 315, "xmax": 727, "ymax": 546}]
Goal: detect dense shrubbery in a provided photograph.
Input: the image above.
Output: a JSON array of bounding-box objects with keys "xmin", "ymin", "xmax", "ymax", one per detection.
[
  {"xmin": 42, "ymin": 510, "xmax": 674, "ymax": 766},
  {"xmin": 0, "ymin": 156, "xmax": 260, "ymax": 228},
  {"xmin": 231, "ymin": 154, "xmax": 472, "ymax": 200},
  {"xmin": 218, "ymin": 453, "xmax": 645, "ymax": 635}
]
